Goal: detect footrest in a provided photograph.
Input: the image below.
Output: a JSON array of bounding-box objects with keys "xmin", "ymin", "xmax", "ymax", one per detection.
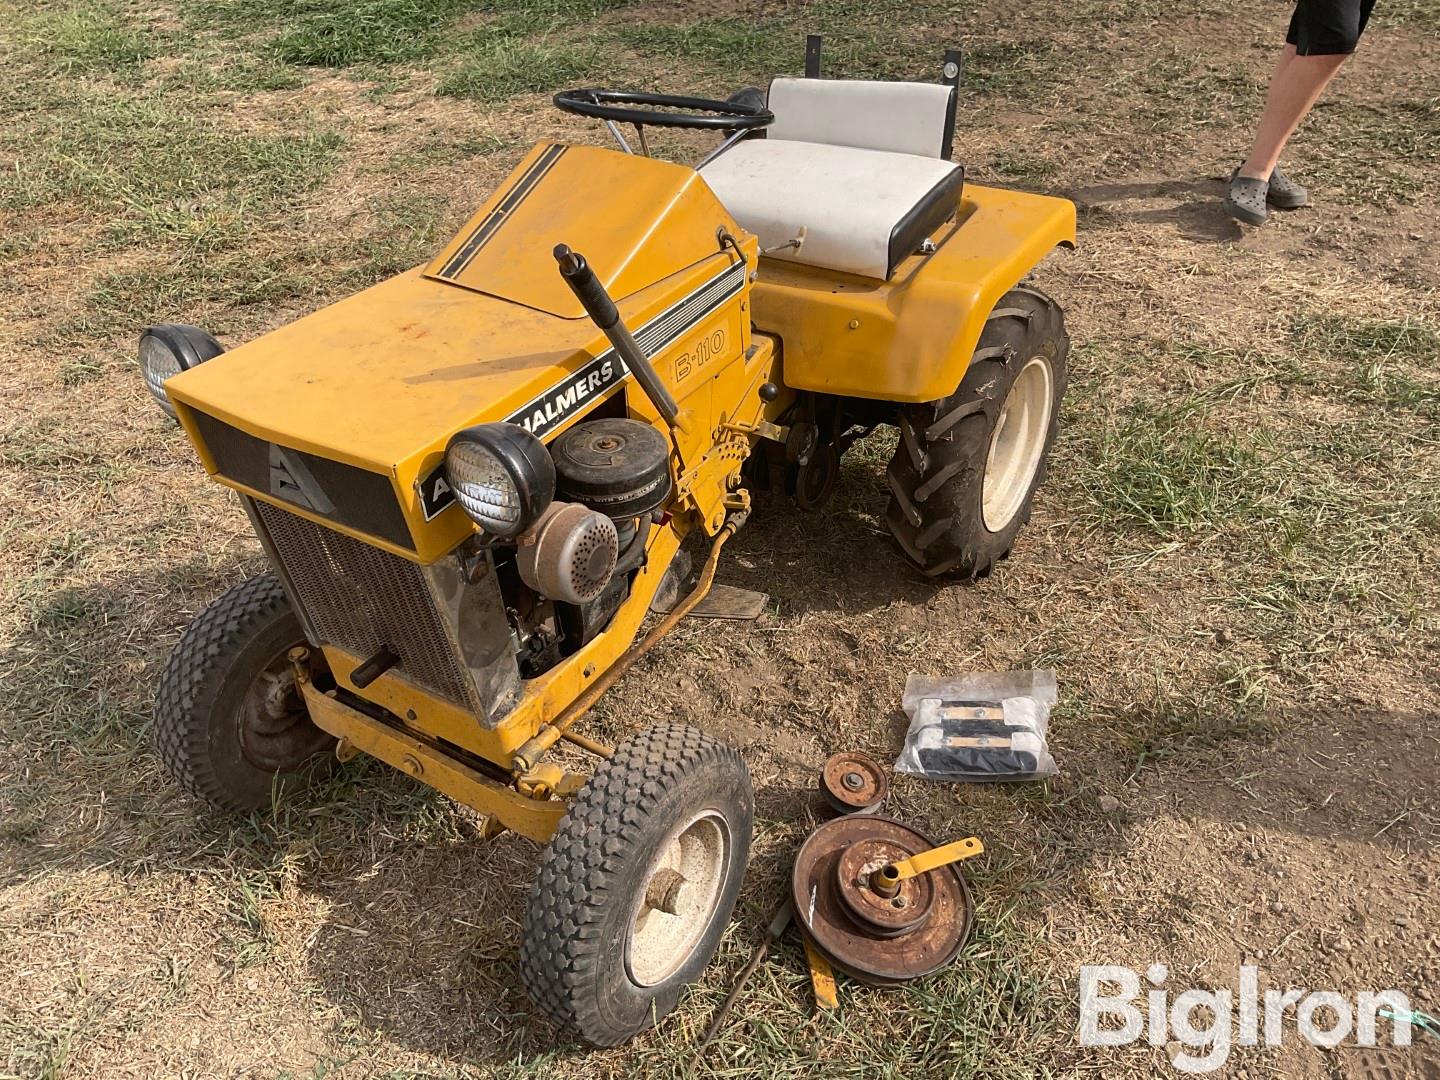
[{"xmin": 654, "ymin": 584, "xmax": 768, "ymax": 621}]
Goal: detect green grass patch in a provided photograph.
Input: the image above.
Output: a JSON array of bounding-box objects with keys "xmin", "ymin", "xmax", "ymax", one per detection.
[
  {"xmin": 1170, "ymin": 342, "xmax": 1317, "ymax": 402},
  {"xmin": 267, "ymin": 0, "xmax": 475, "ymax": 66},
  {"xmin": 612, "ymin": 4, "xmax": 1058, "ymax": 90},
  {"xmin": 182, "ymin": 0, "xmax": 636, "ymax": 67},
  {"xmin": 985, "ymin": 150, "xmax": 1059, "ymax": 184},
  {"xmin": 610, "ymin": 19, "xmax": 793, "ymax": 80},
  {"xmin": 961, "ymin": 40, "xmax": 1060, "ymax": 99},
  {"xmin": 1120, "ymin": 666, "xmax": 1272, "ymax": 780},
  {"xmin": 57, "ymin": 354, "xmax": 108, "ymax": 387},
  {"xmin": 1291, "ymin": 313, "xmax": 1440, "ymax": 364},
  {"xmin": 483, "ymin": 0, "xmax": 636, "ymax": 16},
  {"xmin": 50, "ymin": 189, "xmax": 445, "ymax": 345},
  {"xmin": 1292, "ymin": 314, "xmax": 1440, "ymax": 417},
  {"xmin": 632, "ymin": 891, "xmax": 1061, "ymax": 1078},
  {"xmin": 1299, "ymin": 97, "xmax": 1439, "ymax": 204},
  {"xmin": 1072, "ymin": 399, "xmax": 1292, "ymax": 538},
  {"xmin": 155, "ymin": 55, "xmax": 307, "ymax": 93},
  {"xmin": 24, "ymin": 2, "xmax": 154, "ymax": 73},
  {"xmin": 438, "ymin": 37, "xmax": 605, "ymax": 102},
  {"xmin": 1061, "ymin": 333, "xmax": 1439, "ymax": 669},
  {"xmin": 1126, "ymin": 52, "xmax": 1259, "ymax": 133},
  {"xmin": 0, "ymin": 92, "xmax": 341, "ymax": 248}
]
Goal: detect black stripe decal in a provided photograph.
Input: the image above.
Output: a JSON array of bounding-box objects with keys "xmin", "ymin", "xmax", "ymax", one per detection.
[
  {"xmin": 437, "ymin": 144, "xmax": 566, "ymax": 280},
  {"xmin": 503, "ymin": 259, "xmax": 747, "ymax": 440}
]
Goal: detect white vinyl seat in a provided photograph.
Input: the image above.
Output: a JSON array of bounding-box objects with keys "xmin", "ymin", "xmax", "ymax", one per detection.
[{"xmin": 700, "ymin": 76, "xmax": 964, "ymax": 281}]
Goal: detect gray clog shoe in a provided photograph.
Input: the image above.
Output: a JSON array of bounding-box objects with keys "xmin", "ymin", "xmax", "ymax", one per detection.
[
  {"xmin": 1266, "ymin": 165, "xmax": 1309, "ymax": 209},
  {"xmin": 1224, "ymin": 171, "xmax": 1269, "ymax": 226}
]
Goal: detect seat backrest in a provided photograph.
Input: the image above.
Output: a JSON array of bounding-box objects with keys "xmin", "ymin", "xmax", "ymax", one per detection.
[{"xmin": 767, "ymin": 77, "xmax": 956, "ymax": 159}]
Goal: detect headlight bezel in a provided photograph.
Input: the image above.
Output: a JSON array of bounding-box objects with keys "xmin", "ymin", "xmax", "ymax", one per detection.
[
  {"xmin": 444, "ymin": 423, "xmax": 556, "ymax": 540},
  {"xmin": 139, "ymin": 323, "xmax": 225, "ymax": 418}
]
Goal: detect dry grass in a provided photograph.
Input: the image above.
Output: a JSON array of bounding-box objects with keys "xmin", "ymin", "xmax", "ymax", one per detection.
[{"xmin": 2, "ymin": 0, "xmax": 1438, "ymax": 1077}]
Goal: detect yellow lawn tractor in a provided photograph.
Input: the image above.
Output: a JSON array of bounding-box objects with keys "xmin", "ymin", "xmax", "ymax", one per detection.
[{"xmin": 142, "ymin": 38, "xmax": 1074, "ymax": 1045}]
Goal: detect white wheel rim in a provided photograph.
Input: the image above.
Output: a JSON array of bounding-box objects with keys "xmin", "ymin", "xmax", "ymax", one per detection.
[
  {"xmin": 982, "ymin": 355, "xmax": 1054, "ymax": 533},
  {"xmin": 625, "ymin": 810, "xmax": 730, "ymax": 987}
]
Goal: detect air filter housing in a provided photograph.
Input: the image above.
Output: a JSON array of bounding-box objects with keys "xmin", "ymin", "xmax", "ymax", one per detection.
[{"xmin": 552, "ymin": 418, "xmax": 672, "ymax": 519}]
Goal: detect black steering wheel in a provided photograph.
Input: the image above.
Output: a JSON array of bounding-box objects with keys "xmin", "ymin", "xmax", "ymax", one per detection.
[{"xmin": 553, "ymin": 88, "xmax": 773, "ymax": 132}]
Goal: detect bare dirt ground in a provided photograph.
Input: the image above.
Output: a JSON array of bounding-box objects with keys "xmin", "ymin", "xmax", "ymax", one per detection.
[{"xmin": 1, "ymin": 0, "xmax": 1437, "ymax": 1077}]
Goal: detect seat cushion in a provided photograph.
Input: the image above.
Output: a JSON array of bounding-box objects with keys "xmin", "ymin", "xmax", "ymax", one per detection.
[
  {"xmin": 701, "ymin": 139, "xmax": 963, "ymax": 280},
  {"xmin": 767, "ymin": 77, "xmax": 956, "ymax": 159}
]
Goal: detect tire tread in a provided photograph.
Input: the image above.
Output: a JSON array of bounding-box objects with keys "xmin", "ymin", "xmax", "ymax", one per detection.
[
  {"xmin": 885, "ymin": 286, "xmax": 1069, "ymax": 578},
  {"xmin": 154, "ymin": 574, "xmax": 294, "ymax": 812},
  {"xmin": 520, "ymin": 723, "xmax": 749, "ymax": 1046}
]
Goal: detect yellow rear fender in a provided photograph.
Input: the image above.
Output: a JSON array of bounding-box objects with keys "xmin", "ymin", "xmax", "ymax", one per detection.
[{"xmin": 751, "ymin": 183, "xmax": 1076, "ymax": 403}]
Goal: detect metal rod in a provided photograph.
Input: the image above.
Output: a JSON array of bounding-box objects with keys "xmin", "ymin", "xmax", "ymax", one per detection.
[
  {"xmin": 695, "ymin": 127, "xmax": 750, "ymax": 170},
  {"xmin": 554, "ymin": 244, "xmax": 681, "ymax": 429},
  {"xmin": 559, "ymin": 729, "xmax": 614, "ymax": 758},
  {"xmin": 695, "ymin": 899, "xmax": 793, "ymax": 1054},
  {"xmin": 605, "ymin": 317, "xmax": 681, "ymax": 428},
  {"xmin": 511, "ymin": 510, "xmax": 749, "ymax": 772},
  {"xmin": 604, "ymin": 120, "xmax": 634, "ymax": 154}
]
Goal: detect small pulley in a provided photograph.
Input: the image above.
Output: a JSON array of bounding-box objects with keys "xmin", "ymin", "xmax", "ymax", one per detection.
[
  {"xmin": 791, "ymin": 816, "xmax": 982, "ymax": 985},
  {"xmin": 819, "ymin": 751, "xmax": 888, "ymax": 815}
]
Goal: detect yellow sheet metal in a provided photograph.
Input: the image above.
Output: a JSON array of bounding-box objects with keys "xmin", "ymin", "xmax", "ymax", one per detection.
[
  {"xmin": 751, "ymin": 183, "xmax": 1075, "ymax": 402},
  {"xmin": 300, "ymin": 681, "xmax": 566, "ymax": 842},
  {"xmin": 168, "ymin": 250, "xmax": 755, "ymax": 562},
  {"xmin": 426, "ymin": 142, "xmax": 731, "ymax": 320}
]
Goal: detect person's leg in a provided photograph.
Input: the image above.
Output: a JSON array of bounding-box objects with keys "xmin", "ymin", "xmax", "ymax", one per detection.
[
  {"xmin": 1224, "ymin": 0, "xmax": 1369, "ymax": 224},
  {"xmin": 1238, "ymin": 45, "xmax": 1349, "ymax": 180}
]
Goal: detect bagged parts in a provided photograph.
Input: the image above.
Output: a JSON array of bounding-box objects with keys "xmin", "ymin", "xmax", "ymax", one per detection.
[{"xmin": 896, "ymin": 670, "xmax": 1058, "ymax": 782}]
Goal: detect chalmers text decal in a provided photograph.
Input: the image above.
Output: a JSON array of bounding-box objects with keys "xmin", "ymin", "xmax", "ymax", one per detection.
[
  {"xmin": 503, "ymin": 259, "xmax": 747, "ymax": 440},
  {"xmin": 506, "ymin": 353, "xmax": 628, "ymax": 439}
]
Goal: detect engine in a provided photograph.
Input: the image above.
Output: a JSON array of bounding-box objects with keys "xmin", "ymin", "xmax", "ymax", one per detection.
[{"xmin": 468, "ymin": 417, "xmax": 673, "ymax": 678}]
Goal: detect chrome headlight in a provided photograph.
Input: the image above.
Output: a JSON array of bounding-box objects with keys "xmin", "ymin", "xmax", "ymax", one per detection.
[
  {"xmin": 138, "ymin": 324, "xmax": 224, "ymax": 418},
  {"xmin": 445, "ymin": 423, "xmax": 555, "ymax": 539}
]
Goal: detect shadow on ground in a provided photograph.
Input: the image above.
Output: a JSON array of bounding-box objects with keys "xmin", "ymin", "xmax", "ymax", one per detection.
[{"xmin": 1069, "ymin": 177, "xmax": 1245, "ymax": 243}]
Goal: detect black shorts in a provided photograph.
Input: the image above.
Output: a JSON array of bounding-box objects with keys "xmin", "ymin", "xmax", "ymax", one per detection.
[{"xmin": 1286, "ymin": 0, "xmax": 1376, "ymax": 55}]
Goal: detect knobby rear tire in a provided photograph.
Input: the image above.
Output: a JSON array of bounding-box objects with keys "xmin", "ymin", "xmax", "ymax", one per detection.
[{"xmin": 885, "ymin": 286, "xmax": 1069, "ymax": 578}]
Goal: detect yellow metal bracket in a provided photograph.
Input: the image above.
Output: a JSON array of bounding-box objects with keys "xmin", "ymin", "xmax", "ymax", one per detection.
[
  {"xmin": 721, "ymin": 418, "xmax": 789, "ymax": 444},
  {"xmin": 871, "ymin": 836, "xmax": 985, "ymax": 897},
  {"xmin": 516, "ymin": 761, "xmax": 587, "ymax": 800},
  {"xmin": 802, "ymin": 937, "xmax": 839, "ymax": 1011},
  {"xmin": 890, "ymin": 836, "xmax": 985, "ymax": 881},
  {"xmin": 298, "ymin": 680, "xmax": 569, "ymax": 843}
]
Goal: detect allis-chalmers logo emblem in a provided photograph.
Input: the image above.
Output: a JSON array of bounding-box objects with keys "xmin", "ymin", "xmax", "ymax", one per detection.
[{"xmin": 509, "ymin": 352, "xmax": 628, "ymax": 439}]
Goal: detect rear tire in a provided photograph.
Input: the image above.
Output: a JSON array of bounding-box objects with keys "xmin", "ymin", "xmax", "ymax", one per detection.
[
  {"xmin": 520, "ymin": 723, "xmax": 753, "ymax": 1046},
  {"xmin": 154, "ymin": 574, "xmax": 334, "ymax": 813},
  {"xmin": 885, "ymin": 286, "xmax": 1068, "ymax": 578}
]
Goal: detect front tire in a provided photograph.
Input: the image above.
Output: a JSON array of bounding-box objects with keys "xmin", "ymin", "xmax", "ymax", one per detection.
[
  {"xmin": 885, "ymin": 286, "xmax": 1069, "ymax": 577},
  {"xmin": 154, "ymin": 574, "xmax": 334, "ymax": 813},
  {"xmin": 520, "ymin": 723, "xmax": 753, "ymax": 1046}
]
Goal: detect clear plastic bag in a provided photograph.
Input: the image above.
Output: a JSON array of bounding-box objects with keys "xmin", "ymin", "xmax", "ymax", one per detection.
[{"xmin": 895, "ymin": 670, "xmax": 1058, "ymax": 782}]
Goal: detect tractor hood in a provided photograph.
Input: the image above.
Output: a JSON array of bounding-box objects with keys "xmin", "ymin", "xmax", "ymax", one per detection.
[
  {"xmin": 163, "ymin": 142, "xmax": 748, "ymax": 562},
  {"xmin": 422, "ymin": 142, "xmax": 725, "ymax": 320}
]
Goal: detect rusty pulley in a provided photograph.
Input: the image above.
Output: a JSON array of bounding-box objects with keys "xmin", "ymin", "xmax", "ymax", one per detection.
[
  {"xmin": 791, "ymin": 816, "xmax": 980, "ymax": 985},
  {"xmin": 819, "ymin": 750, "xmax": 889, "ymax": 815}
]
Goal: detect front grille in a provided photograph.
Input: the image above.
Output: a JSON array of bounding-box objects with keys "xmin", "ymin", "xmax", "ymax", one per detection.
[
  {"xmin": 189, "ymin": 408, "xmax": 415, "ymax": 550},
  {"xmin": 254, "ymin": 501, "xmax": 476, "ymax": 709}
]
